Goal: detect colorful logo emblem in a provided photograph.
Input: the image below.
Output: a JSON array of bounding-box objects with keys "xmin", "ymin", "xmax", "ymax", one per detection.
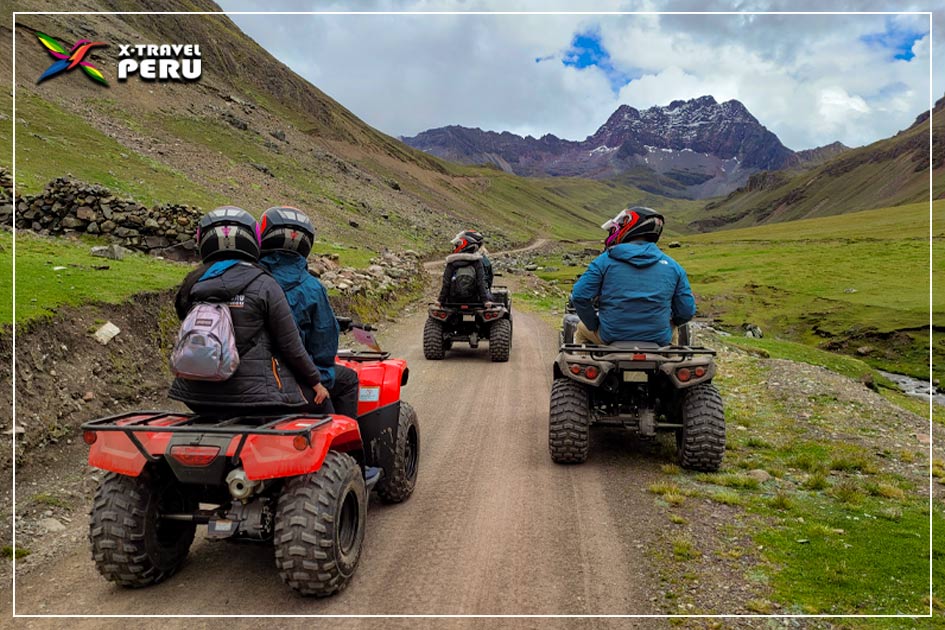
[{"xmin": 35, "ymin": 32, "xmax": 108, "ymax": 86}]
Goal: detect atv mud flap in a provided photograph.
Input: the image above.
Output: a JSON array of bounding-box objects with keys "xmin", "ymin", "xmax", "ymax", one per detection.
[{"xmin": 357, "ymin": 401, "xmax": 401, "ymax": 477}]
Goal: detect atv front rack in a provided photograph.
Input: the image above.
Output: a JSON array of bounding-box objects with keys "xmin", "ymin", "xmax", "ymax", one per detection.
[
  {"xmin": 559, "ymin": 343, "xmax": 717, "ymax": 358},
  {"xmin": 81, "ymin": 410, "xmax": 331, "ymax": 464}
]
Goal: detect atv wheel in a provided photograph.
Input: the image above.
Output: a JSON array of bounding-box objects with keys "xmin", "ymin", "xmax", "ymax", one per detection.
[
  {"xmin": 548, "ymin": 378, "xmax": 590, "ymax": 464},
  {"xmin": 423, "ymin": 318, "xmax": 445, "ymax": 360},
  {"xmin": 274, "ymin": 451, "xmax": 366, "ymax": 596},
  {"xmin": 375, "ymin": 401, "xmax": 420, "ymax": 503},
  {"xmin": 89, "ymin": 470, "xmax": 195, "ymax": 588},
  {"xmin": 676, "ymin": 382, "xmax": 726, "ymax": 472},
  {"xmin": 489, "ymin": 318, "xmax": 512, "ymax": 362}
]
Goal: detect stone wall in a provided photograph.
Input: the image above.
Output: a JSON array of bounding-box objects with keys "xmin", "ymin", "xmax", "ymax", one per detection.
[
  {"xmin": 13, "ymin": 175, "xmax": 202, "ymax": 258},
  {"xmin": 0, "ymin": 167, "xmax": 12, "ymax": 227}
]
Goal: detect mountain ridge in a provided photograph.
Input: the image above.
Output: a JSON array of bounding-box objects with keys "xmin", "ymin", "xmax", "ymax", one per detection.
[{"xmin": 403, "ymin": 96, "xmax": 812, "ymax": 199}]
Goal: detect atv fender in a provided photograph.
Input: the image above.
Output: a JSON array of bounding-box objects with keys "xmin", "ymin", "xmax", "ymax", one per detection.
[
  {"xmin": 341, "ymin": 358, "xmax": 409, "ymax": 416},
  {"xmin": 87, "ymin": 414, "xmax": 363, "ymax": 481}
]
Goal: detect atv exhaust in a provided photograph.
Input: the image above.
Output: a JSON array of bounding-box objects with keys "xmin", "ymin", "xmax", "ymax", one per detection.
[{"xmin": 226, "ymin": 468, "xmax": 259, "ymax": 500}]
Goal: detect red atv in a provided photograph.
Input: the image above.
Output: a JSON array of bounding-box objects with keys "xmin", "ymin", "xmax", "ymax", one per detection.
[{"xmin": 81, "ymin": 319, "xmax": 419, "ymax": 597}]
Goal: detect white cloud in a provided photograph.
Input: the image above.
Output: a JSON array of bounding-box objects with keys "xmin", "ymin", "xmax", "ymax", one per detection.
[{"xmin": 217, "ymin": 2, "xmax": 940, "ymax": 150}]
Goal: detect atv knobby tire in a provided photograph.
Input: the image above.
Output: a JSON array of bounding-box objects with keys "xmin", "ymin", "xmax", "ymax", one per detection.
[
  {"xmin": 375, "ymin": 401, "xmax": 420, "ymax": 503},
  {"xmin": 274, "ymin": 451, "xmax": 366, "ymax": 596},
  {"xmin": 89, "ymin": 470, "xmax": 196, "ymax": 588},
  {"xmin": 548, "ymin": 378, "xmax": 590, "ymax": 464},
  {"xmin": 489, "ymin": 318, "xmax": 512, "ymax": 362},
  {"xmin": 677, "ymin": 382, "xmax": 725, "ymax": 472},
  {"xmin": 423, "ymin": 318, "xmax": 445, "ymax": 360}
]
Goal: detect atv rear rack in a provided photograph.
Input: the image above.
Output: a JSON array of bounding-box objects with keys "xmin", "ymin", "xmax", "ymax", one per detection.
[
  {"xmin": 559, "ymin": 343, "xmax": 717, "ymax": 358},
  {"xmin": 81, "ymin": 410, "xmax": 331, "ymax": 464}
]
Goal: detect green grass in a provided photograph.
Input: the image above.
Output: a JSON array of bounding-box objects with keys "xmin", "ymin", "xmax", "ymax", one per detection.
[
  {"xmin": 6, "ymin": 231, "xmax": 189, "ymax": 325},
  {"xmin": 756, "ymin": 498, "xmax": 939, "ymax": 614},
  {"xmin": 682, "ymin": 200, "xmax": 943, "ymax": 381},
  {"xmin": 1, "ymin": 546, "xmax": 31, "ymax": 560}
]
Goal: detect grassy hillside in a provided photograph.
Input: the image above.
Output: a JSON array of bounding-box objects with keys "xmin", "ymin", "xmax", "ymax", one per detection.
[
  {"xmin": 5, "ymin": 1, "xmax": 677, "ymax": 255},
  {"xmin": 685, "ymin": 200, "xmax": 942, "ymax": 381},
  {"xmin": 690, "ymin": 97, "xmax": 944, "ymax": 231}
]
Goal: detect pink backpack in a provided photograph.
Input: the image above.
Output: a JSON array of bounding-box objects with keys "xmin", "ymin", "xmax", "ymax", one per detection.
[{"xmin": 170, "ymin": 302, "xmax": 240, "ymax": 381}]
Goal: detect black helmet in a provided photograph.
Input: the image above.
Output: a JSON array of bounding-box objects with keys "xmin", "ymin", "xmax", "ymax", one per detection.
[
  {"xmin": 196, "ymin": 206, "xmax": 260, "ymax": 263},
  {"xmin": 451, "ymin": 229, "xmax": 484, "ymax": 254},
  {"xmin": 259, "ymin": 206, "xmax": 316, "ymax": 258},
  {"xmin": 602, "ymin": 206, "xmax": 664, "ymax": 246}
]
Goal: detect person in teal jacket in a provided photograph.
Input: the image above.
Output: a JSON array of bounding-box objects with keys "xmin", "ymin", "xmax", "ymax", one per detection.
[
  {"xmin": 257, "ymin": 206, "xmax": 360, "ymax": 419},
  {"xmin": 571, "ymin": 206, "xmax": 695, "ymax": 346}
]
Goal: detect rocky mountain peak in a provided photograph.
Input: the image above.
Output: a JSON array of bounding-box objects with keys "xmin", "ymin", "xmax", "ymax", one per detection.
[{"xmin": 402, "ymin": 95, "xmax": 799, "ymax": 198}]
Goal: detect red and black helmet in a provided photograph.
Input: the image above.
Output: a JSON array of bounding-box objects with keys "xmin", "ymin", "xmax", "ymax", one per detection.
[
  {"xmin": 451, "ymin": 229, "xmax": 484, "ymax": 254},
  {"xmin": 602, "ymin": 207, "xmax": 664, "ymax": 247},
  {"xmin": 196, "ymin": 206, "xmax": 260, "ymax": 263},
  {"xmin": 259, "ymin": 206, "xmax": 316, "ymax": 258}
]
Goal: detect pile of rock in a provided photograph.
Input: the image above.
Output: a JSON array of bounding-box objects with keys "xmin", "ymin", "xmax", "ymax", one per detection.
[
  {"xmin": 0, "ymin": 166, "xmax": 12, "ymax": 227},
  {"xmin": 14, "ymin": 176, "xmax": 203, "ymax": 257},
  {"xmin": 316, "ymin": 250, "xmax": 421, "ymax": 297}
]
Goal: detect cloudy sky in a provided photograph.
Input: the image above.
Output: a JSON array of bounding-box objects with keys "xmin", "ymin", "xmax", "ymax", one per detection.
[{"xmin": 217, "ymin": 1, "xmax": 940, "ymax": 151}]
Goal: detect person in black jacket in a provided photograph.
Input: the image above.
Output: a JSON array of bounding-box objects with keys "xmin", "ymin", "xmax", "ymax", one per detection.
[
  {"xmin": 169, "ymin": 206, "xmax": 328, "ymax": 416},
  {"xmin": 437, "ymin": 230, "xmax": 494, "ymax": 305}
]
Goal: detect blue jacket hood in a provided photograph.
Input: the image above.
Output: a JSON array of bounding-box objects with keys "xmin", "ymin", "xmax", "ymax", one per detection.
[
  {"xmin": 260, "ymin": 251, "xmax": 308, "ymax": 289},
  {"xmin": 607, "ymin": 242, "xmax": 663, "ymax": 267}
]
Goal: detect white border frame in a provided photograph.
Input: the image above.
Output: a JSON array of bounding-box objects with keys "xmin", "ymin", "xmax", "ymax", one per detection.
[{"xmin": 8, "ymin": 7, "xmax": 937, "ymax": 621}]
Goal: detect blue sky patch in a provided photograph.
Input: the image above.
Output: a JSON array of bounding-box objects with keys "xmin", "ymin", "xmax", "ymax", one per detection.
[
  {"xmin": 548, "ymin": 29, "xmax": 632, "ymax": 93},
  {"xmin": 861, "ymin": 19, "xmax": 927, "ymax": 61}
]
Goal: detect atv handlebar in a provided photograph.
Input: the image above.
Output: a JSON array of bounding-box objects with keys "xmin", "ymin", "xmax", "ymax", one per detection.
[{"xmin": 336, "ymin": 316, "xmax": 376, "ymax": 333}]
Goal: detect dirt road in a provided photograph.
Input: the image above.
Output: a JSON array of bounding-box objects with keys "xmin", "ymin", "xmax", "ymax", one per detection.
[{"xmin": 6, "ymin": 279, "xmax": 672, "ymax": 625}]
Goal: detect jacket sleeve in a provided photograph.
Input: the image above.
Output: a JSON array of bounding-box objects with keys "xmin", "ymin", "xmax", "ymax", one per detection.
[
  {"xmin": 482, "ymin": 256, "xmax": 494, "ymax": 288},
  {"xmin": 261, "ymin": 276, "xmax": 321, "ymax": 386},
  {"xmin": 671, "ymin": 264, "xmax": 696, "ymax": 326},
  {"xmin": 476, "ymin": 261, "xmax": 494, "ymax": 303},
  {"xmin": 572, "ymin": 257, "xmax": 604, "ymax": 332},
  {"xmin": 174, "ymin": 264, "xmax": 210, "ymax": 319},
  {"xmin": 438, "ymin": 263, "xmax": 452, "ymax": 304}
]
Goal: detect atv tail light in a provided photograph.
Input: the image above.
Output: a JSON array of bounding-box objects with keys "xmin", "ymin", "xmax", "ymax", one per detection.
[
  {"xmin": 292, "ymin": 434, "xmax": 310, "ymax": 451},
  {"xmin": 633, "ymin": 353, "xmax": 647, "ymax": 361},
  {"xmin": 676, "ymin": 368, "xmax": 692, "ymax": 382},
  {"xmin": 584, "ymin": 365, "xmax": 599, "ymax": 379},
  {"xmin": 82, "ymin": 430, "xmax": 97, "ymax": 445},
  {"xmin": 569, "ymin": 364, "xmax": 582, "ymax": 375},
  {"xmin": 694, "ymin": 366, "xmax": 706, "ymax": 378},
  {"xmin": 169, "ymin": 445, "xmax": 220, "ymax": 467}
]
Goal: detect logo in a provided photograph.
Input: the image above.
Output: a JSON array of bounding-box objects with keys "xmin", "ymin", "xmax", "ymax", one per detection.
[
  {"xmin": 35, "ymin": 32, "xmax": 108, "ymax": 85},
  {"xmin": 117, "ymin": 44, "xmax": 202, "ymax": 82}
]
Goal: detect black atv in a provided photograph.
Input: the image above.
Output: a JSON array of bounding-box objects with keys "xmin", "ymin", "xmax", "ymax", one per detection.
[
  {"xmin": 548, "ymin": 323, "xmax": 724, "ymax": 471},
  {"xmin": 423, "ymin": 286, "xmax": 512, "ymax": 362}
]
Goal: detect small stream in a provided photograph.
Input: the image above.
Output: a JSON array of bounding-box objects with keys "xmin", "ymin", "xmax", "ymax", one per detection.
[{"xmin": 879, "ymin": 371, "xmax": 945, "ymax": 407}]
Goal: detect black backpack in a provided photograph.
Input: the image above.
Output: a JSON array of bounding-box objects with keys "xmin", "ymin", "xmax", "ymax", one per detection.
[{"xmin": 450, "ymin": 264, "xmax": 478, "ymax": 301}]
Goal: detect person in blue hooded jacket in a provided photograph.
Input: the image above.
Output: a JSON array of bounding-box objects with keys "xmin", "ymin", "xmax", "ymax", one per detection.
[
  {"xmin": 571, "ymin": 207, "xmax": 695, "ymax": 346},
  {"xmin": 257, "ymin": 206, "xmax": 360, "ymax": 419}
]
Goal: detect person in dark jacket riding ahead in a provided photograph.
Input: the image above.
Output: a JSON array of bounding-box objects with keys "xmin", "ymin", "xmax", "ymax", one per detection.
[
  {"xmin": 571, "ymin": 206, "xmax": 695, "ymax": 346},
  {"xmin": 437, "ymin": 230, "xmax": 494, "ymax": 305},
  {"xmin": 169, "ymin": 206, "xmax": 328, "ymax": 415},
  {"xmin": 257, "ymin": 206, "xmax": 360, "ymax": 420}
]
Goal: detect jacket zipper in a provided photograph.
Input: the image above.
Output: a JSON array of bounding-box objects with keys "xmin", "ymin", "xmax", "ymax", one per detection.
[{"xmin": 271, "ymin": 357, "xmax": 283, "ymax": 390}]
